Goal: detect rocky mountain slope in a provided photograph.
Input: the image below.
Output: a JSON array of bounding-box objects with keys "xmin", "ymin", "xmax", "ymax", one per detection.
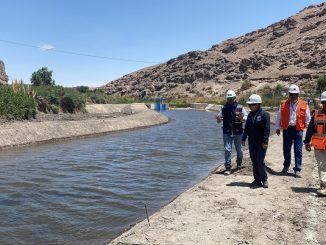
[
  {"xmin": 0, "ymin": 60, "xmax": 9, "ymax": 85},
  {"xmin": 104, "ymin": 3, "xmax": 326, "ymax": 98}
]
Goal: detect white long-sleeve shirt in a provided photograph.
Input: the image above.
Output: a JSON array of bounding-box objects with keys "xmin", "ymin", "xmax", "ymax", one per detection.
[{"xmin": 275, "ymin": 101, "xmax": 311, "ymax": 130}]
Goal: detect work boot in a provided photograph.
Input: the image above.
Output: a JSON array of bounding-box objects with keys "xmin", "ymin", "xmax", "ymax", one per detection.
[
  {"xmin": 224, "ymin": 166, "xmax": 231, "ymax": 176},
  {"xmin": 250, "ymin": 180, "xmax": 262, "ymax": 188},
  {"xmin": 294, "ymin": 171, "xmax": 302, "ymax": 178},
  {"xmin": 262, "ymin": 180, "xmax": 269, "ymax": 188},
  {"xmin": 281, "ymin": 166, "xmax": 289, "ymax": 174},
  {"xmin": 236, "ymin": 161, "xmax": 242, "ymax": 170},
  {"xmin": 316, "ymin": 188, "xmax": 326, "ymax": 197}
]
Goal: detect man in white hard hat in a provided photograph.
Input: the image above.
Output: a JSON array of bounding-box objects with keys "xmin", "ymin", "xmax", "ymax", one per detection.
[
  {"xmin": 216, "ymin": 90, "xmax": 248, "ymax": 175},
  {"xmin": 304, "ymin": 91, "xmax": 326, "ymax": 197},
  {"xmin": 275, "ymin": 84, "xmax": 311, "ymax": 178},
  {"xmin": 242, "ymin": 94, "xmax": 270, "ymax": 188}
]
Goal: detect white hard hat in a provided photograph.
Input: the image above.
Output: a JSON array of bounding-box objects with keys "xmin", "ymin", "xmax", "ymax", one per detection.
[
  {"xmin": 246, "ymin": 94, "xmax": 262, "ymax": 104},
  {"xmin": 226, "ymin": 90, "xmax": 236, "ymax": 98},
  {"xmin": 288, "ymin": 84, "xmax": 300, "ymax": 94},
  {"xmin": 321, "ymin": 91, "xmax": 326, "ymax": 102}
]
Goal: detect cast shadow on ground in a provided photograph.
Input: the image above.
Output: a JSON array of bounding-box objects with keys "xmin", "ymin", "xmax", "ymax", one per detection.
[
  {"xmin": 226, "ymin": 181, "xmax": 264, "ymax": 189},
  {"xmin": 266, "ymin": 165, "xmax": 297, "ymax": 177},
  {"xmin": 213, "ymin": 167, "xmax": 244, "ymax": 175},
  {"xmin": 226, "ymin": 181, "xmax": 251, "ymax": 188},
  {"xmin": 291, "ymin": 187, "xmax": 317, "ymax": 194},
  {"xmin": 265, "ymin": 162, "xmax": 298, "ymax": 177}
]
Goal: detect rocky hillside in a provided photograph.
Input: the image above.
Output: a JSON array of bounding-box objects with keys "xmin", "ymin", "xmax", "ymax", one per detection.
[
  {"xmin": 104, "ymin": 3, "xmax": 326, "ymax": 98},
  {"xmin": 0, "ymin": 60, "xmax": 9, "ymax": 85}
]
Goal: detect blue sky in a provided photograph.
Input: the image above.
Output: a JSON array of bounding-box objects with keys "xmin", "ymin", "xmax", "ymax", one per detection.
[{"xmin": 0, "ymin": 0, "xmax": 324, "ymax": 87}]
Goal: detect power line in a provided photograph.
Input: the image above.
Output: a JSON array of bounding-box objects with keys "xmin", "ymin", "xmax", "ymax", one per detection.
[{"xmin": 0, "ymin": 39, "xmax": 161, "ymax": 64}]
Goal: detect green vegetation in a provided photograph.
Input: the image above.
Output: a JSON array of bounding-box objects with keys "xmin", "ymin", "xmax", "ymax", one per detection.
[
  {"xmin": 259, "ymin": 84, "xmax": 287, "ymax": 106},
  {"xmin": 239, "ymin": 80, "xmax": 252, "ymax": 91},
  {"xmin": 168, "ymin": 100, "xmax": 191, "ymax": 108},
  {"xmin": 33, "ymin": 85, "xmax": 90, "ymax": 113},
  {"xmin": 0, "ymin": 82, "xmax": 36, "ymax": 120},
  {"xmin": 31, "ymin": 67, "xmax": 55, "ymax": 86},
  {"xmin": 168, "ymin": 97, "xmax": 222, "ymax": 108},
  {"xmin": 316, "ymin": 76, "xmax": 326, "ymax": 94},
  {"xmin": 76, "ymin": 86, "xmax": 90, "ymax": 93}
]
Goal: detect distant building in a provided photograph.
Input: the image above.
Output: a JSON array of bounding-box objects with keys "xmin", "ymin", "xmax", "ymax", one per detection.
[{"xmin": 0, "ymin": 60, "xmax": 9, "ymax": 85}]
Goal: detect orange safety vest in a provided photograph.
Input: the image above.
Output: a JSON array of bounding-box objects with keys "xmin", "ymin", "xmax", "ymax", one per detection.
[
  {"xmin": 280, "ymin": 99, "xmax": 307, "ymax": 131},
  {"xmin": 311, "ymin": 109, "xmax": 326, "ymax": 150}
]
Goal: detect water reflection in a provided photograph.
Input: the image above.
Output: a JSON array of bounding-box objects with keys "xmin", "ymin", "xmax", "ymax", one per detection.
[{"xmin": 0, "ymin": 110, "xmax": 224, "ymax": 245}]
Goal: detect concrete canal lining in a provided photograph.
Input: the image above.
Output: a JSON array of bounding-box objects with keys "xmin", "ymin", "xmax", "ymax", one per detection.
[{"xmin": 0, "ymin": 104, "xmax": 168, "ymax": 150}]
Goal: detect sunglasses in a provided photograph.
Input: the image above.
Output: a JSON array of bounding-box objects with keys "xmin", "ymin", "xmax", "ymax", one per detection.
[
  {"xmin": 248, "ymin": 104, "xmax": 258, "ymax": 106},
  {"xmin": 289, "ymin": 93, "xmax": 298, "ymax": 96}
]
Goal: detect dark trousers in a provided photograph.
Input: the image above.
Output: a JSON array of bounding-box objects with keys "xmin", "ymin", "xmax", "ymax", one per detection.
[
  {"xmin": 282, "ymin": 126, "xmax": 303, "ymax": 172},
  {"xmin": 248, "ymin": 141, "xmax": 267, "ymax": 182}
]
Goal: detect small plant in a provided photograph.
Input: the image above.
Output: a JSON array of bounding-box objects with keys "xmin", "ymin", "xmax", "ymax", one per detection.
[
  {"xmin": 50, "ymin": 105, "xmax": 59, "ymax": 114},
  {"xmin": 239, "ymin": 80, "xmax": 252, "ymax": 91},
  {"xmin": 316, "ymin": 76, "xmax": 326, "ymax": 94}
]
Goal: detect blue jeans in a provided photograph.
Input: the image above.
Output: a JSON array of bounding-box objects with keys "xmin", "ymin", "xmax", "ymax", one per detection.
[
  {"xmin": 223, "ymin": 134, "xmax": 243, "ymax": 168},
  {"xmin": 283, "ymin": 126, "xmax": 303, "ymax": 172}
]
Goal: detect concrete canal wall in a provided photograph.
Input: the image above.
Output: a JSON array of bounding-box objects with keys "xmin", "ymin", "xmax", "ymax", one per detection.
[{"xmin": 0, "ymin": 104, "xmax": 168, "ymax": 150}]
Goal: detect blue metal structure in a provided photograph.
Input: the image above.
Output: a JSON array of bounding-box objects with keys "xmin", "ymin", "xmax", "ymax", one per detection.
[
  {"xmin": 161, "ymin": 97, "xmax": 166, "ymax": 111},
  {"xmin": 155, "ymin": 97, "xmax": 161, "ymax": 111}
]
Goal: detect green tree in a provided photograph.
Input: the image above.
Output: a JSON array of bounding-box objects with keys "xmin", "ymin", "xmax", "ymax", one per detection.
[
  {"xmin": 31, "ymin": 67, "xmax": 55, "ymax": 86},
  {"xmin": 316, "ymin": 76, "xmax": 326, "ymax": 94}
]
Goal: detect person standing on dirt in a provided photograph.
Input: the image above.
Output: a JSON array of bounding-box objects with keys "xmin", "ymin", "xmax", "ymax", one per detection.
[
  {"xmin": 216, "ymin": 90, "xmax": 248, "ymax": 175},
  {"xmin": 275, "ymin": 84, "xmax": 311, "ymax": 178},
  {"xmin": 242, "ymin": 94, "xmax": 270, "ymax": 188},
  {"xmin": 304, "ymin": 91, "xmax": 326, "ymax": 197}
]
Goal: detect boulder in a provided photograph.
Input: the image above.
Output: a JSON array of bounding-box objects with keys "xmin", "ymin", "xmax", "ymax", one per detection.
[{"xmin": 221, "ymin": 43, "xmax": 238, "ymax": 54}]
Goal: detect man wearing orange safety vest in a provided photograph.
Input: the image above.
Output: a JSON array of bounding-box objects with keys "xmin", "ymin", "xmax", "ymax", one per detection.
[
  {"xmin": 304, "ymin": 91, "xmax": 326, "ymax": 197},
  {"xmin": 275, "ymin": 84, "xmax": 311, "ymax": 178}
]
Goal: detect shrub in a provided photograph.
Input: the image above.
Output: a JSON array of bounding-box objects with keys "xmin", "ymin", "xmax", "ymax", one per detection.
[
  {"xmin": 0, "ymin": 85, "xmax": 36, "ymax": 119},
  {"xmin": 33, "ymin": 85, "xmax": 86, "ymax": 113},
  {"xmin": 36, "ymin": 96, "xmax": 51, "ymax": 113},
  {"xmin": 240, "ymin": 80, "xmax": 252, "ymax": 91},
  {"xmin": 60, "ymin": 96, "xmax": 75, "ymax": 113},
  {"xmin": 169, "ymin": 100, "xmax": 191, "ymax": 108},
  {"xmin": 316, "ymin": 76, "xmax": 326, "ymax": 94},
  {"xmin": 76, "ymin": 86, "xmax": 89, "ymax": 93},
  {"xmin": 50, "ymin": 105, "xmax": 59, "ymax": 114},
  {"xmin": 60, "ymin": 91, "xmax": 86, "ymax": 113}
]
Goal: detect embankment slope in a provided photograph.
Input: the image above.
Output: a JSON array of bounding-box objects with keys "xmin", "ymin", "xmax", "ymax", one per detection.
[{"xmin": 0, "ymin": 104, "xmax": 168, "ymax": 149}]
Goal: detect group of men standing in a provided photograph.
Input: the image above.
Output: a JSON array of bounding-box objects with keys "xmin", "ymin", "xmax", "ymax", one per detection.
[{"xmin": 216, "ymin": 85, "xmax": 326, "ymax": 197}]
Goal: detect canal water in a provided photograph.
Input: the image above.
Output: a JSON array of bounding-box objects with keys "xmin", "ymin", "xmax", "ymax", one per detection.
[{"xmin": 0, "ymin": 110, "xmax": 224, "ymax": 245}]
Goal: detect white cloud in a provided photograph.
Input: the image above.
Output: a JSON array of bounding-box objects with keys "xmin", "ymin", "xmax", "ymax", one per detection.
[{"xmin": 40, "ymin": 44, "xmax": 55, "ymax": 51}]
